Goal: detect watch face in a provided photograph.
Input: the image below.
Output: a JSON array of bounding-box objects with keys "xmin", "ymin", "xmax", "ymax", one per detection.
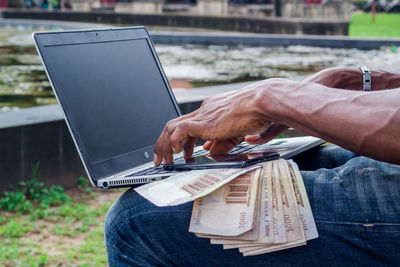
[{"xmin": 360, "ymin": 66, "xmax": 372, "ymax": 91}]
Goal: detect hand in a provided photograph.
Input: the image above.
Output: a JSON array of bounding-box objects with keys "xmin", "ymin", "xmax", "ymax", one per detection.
[
  {"xmin": 245, "ymin": 123, "xmax": 288, "ymax": 144},
  {"xmin": 203, "ymin": 123, "xmax": 288, "ymax": 155},
  {"xmin": 153, "ymin": 82, "xmax": 275, "ymax": 165},
  {"xmin": 200, "ymin": 68, "xmax": 365, "ymax": 157}
]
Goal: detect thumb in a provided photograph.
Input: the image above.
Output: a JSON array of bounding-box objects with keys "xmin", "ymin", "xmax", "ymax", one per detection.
[{"xmin": 245, "ymin": 123, "xmax": 288, "ymax": 145}]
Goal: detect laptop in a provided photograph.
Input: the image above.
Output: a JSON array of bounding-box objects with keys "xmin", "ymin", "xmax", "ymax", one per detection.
[{"xmin": 33, "ymin": 27, "xmax": 324, "ymax": 189}]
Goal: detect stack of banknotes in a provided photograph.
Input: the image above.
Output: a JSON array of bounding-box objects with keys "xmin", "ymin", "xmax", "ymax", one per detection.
[{"xmin": 136, "ymin": 159, "xmax": 318, "ymax": 256}]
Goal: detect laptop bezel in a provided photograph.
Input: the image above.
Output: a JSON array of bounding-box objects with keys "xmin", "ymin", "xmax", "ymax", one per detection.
[{"xmin": 33, "ymin": 27, "xmax": 182, "ymax": 186}]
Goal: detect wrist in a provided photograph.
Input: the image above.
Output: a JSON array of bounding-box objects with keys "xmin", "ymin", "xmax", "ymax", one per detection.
[
  {"xmin": 338, "ymin": 68, "xmax": 397, "ymax": 91},
  {"xmin": 371, "ymin": 69, "xmax": 399, "ymax": 90},
  {"xmin": 334, "ymin": 67, "xmax": 363, "ymax": 90},
  {"xmin": 254, "ymin": 78, "xmax": 294, "ymax": 123},
  {"xmin": 305, "ymin": 67, "xmax": 361, "ymax": 90}
]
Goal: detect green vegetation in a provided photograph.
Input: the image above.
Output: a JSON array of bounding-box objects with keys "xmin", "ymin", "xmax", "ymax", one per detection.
[
  {"xmin": 0, "ymin": 163, "xmax": 71, "ymax": 217},
  {"xmin": 0, "ymin": 164, "xmax": 123, "ymax": 266},
  {"xmin": 349, "ymin": 12, "xmax": 400, "ymax": 37}
]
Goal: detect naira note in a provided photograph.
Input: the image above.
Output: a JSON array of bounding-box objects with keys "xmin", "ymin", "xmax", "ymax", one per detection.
[
  {"xmin": 214, "ymin": 160, "xmax": 317, "ymax": 256},
  {"xmin": 189, "ymin": 168, "xmax": 262, "ymax": 236},
  {"xmin": 271, "ymin": 160, "xmax": 287, "ymax": 244},
  {"xmin": 210, "ymin": 161, "xmax": 274, "ymax": 246},
  {"xmin": 287, "ymin": 160, "xmax": 318, "ymax": 241},
  {"xmin": 277, "ymin": 159, "xmax": 304, "ymax": 243},
  {"xmin": 240, "ymin": 159, "xmax": 306, "ymax": 256},
  {"xmin": 135, "ymin": 165, "xmax": 260, "ymax": 207}
]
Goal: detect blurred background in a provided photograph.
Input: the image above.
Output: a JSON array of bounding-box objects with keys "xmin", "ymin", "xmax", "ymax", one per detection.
[{"xmin": 1, "ymin": 1, "xmax": 400, "ymax": 266}]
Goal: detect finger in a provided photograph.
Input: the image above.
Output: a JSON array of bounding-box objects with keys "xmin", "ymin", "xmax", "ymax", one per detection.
[
  {"xmin": 154, "ymin": 127, "xmax": 172, "ymax": 166},
  {"xmin": 153, "ymin": 153, "xmax": 159, "ymax": 166},
  {"xmin": 154, "ymin": 140, "xmax": 164, "ymax": 166},
  {"xmin": 164, "ymin": 121, "xmax": 204, "ymax": 164},
  {"xmin": 154, "ymin": 111, "xmax": 202, "ymax": 164},
  {"xmin": 160, "ymin": 145, "xmax": 174, "ymax": 165},
  {"xmin": 209, "ymin": 136, "xmax": 244, "ymax": 155},
  {"xmin": 160, "ymin": 130, "xmax": 174, "ymax": 165},
  {"xmin": 169, "ymin": 124, "xmax": 188, "ymax": 154},
  {"xmin": 203, "ymin": 141, "xmax": 214, "ymax": 151},
  {"xmin": 171, "ymin": 133, "xmax": 183, "ymax": 154},
  {"xmin": 164, "ymin": 147, "xmax": 174, "ymax": 164},
  {"xmin": 183, "ymin": 136, "xmax": 197, "ymax": 159},
  {"xmin": 245, "ymin": 123, "xmax": 288, "ymax": 144},
  {"xmin": 245, "ymin": 124, "xmax": 288, "ymax": 145},
  {"xmin": 154, "ymin": 122, "xmax": 175, "ymax": 166}
]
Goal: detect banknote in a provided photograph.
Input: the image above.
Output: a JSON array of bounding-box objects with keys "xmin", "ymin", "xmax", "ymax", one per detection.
[
  {"xmin": 243, "ymin": 160, "xmax": 318, "ymax": 256},
  {"xmin": 188, "ymin": 158, "xmax": 318, "ymax": 256},
  {"xmin": 277, "ymin": 159, "xmax": 304, "ymax": 243},
  {"xmin": 189, "ymin": 168, "xmax": 262, "ymax": 236},
  {"xmin": 287, "ymin": 160, "xmax": 318, "ymax": 240},
  {"xmin": 241, "ymin": 240, "xmax": 307, "ymax": 256},
  {"xmin": 198, "ymin": 183, "xmax": 262, "ymax": 241},
  {"xmin": 239, "ymin": 159, "xmax": 306, "ymax": 256},
  {"xmin": 135, "ymin": 165, "xmax": 261, "ymax": 207},
  {"xmin": 271, "ymin": 160, "xmax": 287, "ymax": 244},
  {"xmin": 210, "ymin": 161, "xmax": 274, "ymax": 246},
  {"xmin": 200, "ymin": 193, "xmax": 261, "ymax": 241}
]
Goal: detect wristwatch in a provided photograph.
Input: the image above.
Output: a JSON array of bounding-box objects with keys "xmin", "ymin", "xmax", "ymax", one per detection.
[{"xmin": 360, "ymin": 66, "xmax": 372, "ymax": 91}]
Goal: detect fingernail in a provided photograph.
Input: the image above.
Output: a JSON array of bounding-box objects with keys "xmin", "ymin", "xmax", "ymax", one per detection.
[
  {"xmin": 153, "ymin": 154, "xmax": 157, "ymax": 163},
  {"xmin": 248, "ymin": 135, "xmax": 261, "ymax": 141}
]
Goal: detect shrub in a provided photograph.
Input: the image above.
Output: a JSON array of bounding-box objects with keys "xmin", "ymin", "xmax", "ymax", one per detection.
[{"xmin": 0, "ymin": 163, "xmax": 70, "ymax": 215}]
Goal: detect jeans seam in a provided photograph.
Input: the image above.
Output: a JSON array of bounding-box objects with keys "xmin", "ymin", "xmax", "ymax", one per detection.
[{"xmin": 315, "ymin": 220, "xmax": 400, "ymax": 226}]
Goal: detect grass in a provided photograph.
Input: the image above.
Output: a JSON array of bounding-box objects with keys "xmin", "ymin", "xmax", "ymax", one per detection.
[
  {"xmin": 349, "ymin": 12, "xmax": 400, "ymax": 38},
  {"xmin": 0, "ymin": 165, "xmax": 123, "ymax": 266}
]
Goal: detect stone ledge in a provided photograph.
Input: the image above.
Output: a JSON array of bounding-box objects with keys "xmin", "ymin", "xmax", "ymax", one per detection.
[
  {"xmin": 0, "ymin": 81, "xmax": 256, "ymax": 130},
  {"xmin": 2, "ymin": 17, "xmax": 399, "ymax": 50},
  {"xmin": 0, "ymin": 9, "xmax": 349, "ymax": 35}
]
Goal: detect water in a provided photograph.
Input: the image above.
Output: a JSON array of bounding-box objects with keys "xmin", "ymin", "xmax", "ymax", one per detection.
[
  {"xmin": 1, "ymin": 25, "xmax": 400, "ymax": 111},
  {"xmin": 0, "ymin": 25, "xmax": 55, "ymax": 111}
]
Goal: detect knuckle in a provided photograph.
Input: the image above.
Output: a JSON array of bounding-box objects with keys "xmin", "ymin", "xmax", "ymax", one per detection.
[
  {"xmin": 170, "ymin": 136, "xmax": 180, "ymax": 146},
  {"xmin": 178, "ymin": 121, "xmax": 189, "ymax": 130},
  {"xmin": 202, "ymin": 126, "xmax": 213, "ymax": 141},
  {"xmin": 165, "ymin": 121, "xmax": 175, "ymax": 134},
  {"xmin": 201, "ymin": 97, "xmax": 211, "ymax": 106}
]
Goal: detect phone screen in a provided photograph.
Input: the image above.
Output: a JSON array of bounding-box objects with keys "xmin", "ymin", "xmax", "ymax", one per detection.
[{"xmin": 173, "ymin": 152, "xmax": 278, "ymax": 164}]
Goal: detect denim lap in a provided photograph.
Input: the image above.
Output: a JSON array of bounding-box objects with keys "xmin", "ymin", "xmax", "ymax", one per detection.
[{"xmin": 105, "ymin": 145, "xmax": 400, "ymax": 266}]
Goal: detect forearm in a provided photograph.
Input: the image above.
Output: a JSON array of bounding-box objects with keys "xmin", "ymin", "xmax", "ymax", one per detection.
[
  {"xmin": 371, "ymin": 69, "xmax": 400, "ymax": 90},
  {"xmin": 305, "ymin": 67, "xmax": 400, "ymax": 91},
  {"xmin": 259, "ymin": 79, "xmax": 400, "ymax": 164}
]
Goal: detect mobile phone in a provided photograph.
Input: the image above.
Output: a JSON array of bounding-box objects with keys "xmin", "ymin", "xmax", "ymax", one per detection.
[{"xmin": 163, "ymin": 151, "xmax": 280, "ymax": 171}]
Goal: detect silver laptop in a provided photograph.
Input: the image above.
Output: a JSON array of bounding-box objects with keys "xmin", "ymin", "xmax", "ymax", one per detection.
[{"xmin": 33, "ymin": 27, "xmax": 324, "ymax": 189}]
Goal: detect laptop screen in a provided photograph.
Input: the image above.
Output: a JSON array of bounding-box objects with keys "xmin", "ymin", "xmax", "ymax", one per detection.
[{"xmin": 36, "ymin": 29, "xmax": 180, "ymax": 179}]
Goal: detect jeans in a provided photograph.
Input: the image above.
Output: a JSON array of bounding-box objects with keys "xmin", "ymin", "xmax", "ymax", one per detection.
[{"xmin": 104, "ymin": 145, "xmax": 400, "ymax": 266}]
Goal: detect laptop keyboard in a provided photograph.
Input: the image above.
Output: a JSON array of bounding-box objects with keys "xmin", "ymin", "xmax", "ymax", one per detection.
[
  {"xmin": 230, "ymin": 143, "xmax": 257, "ymax": 153},
  {"xmin": 126, "ymin": 142, "xmax": 258, "ymax": 177}
]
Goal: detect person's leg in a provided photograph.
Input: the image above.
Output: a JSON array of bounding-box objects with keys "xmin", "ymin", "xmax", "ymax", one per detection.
[
  {"xmin": 300, "ymin": 156, "xmax": 400, "ymax": 266},
  {"xmin": 105, "ymin": 155, "xmax": 400, "ymax": 266},
  {"xmin": 292, "ymin": 144, "xmax": 358, "ymax": 171}
]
